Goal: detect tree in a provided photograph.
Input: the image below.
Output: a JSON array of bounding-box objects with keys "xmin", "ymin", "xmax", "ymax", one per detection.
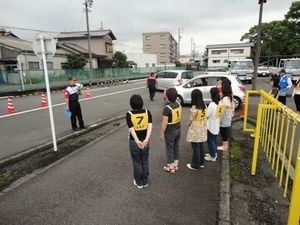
[
  {"xmin": 113, "ymin": 51, "xmax": 128, "ymax": 68},
  {"xmin": 241, "ymin": 1, "xmax": 300, "ymax": 58},
  {"xmin": 64, "ymin": 54, "xmax": 87, "ymax": 69}
]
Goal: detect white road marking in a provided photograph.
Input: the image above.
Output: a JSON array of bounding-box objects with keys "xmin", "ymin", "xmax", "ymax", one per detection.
[{"xmin": 0, "ymin": 86, "xmax": 145, "ymax": 119}]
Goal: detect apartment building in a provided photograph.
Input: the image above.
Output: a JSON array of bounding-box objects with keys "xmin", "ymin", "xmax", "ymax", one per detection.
[
  {"xmin": 205, "ymin": 43, "xmax": 254, "ymax": 68},
  {"xmin": 142, "ymin": 32, "xmax": 177, "ymax": 65}
]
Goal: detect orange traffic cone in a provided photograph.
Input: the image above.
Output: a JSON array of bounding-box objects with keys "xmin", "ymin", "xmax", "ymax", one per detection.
[
  {"xmin": 85, "ymin": 86, "xmax": 92, "ymax": 98},
  {"xmin": 40, "ymin": 93, "xmax": 48, "ymax": 107},
  {"xmin": 240, "ymin": 102, "xmax": 245, "ymax": 118},
  {"xmin": 6, "ymin": 97, "xmax": 16, "ymax": 114}
]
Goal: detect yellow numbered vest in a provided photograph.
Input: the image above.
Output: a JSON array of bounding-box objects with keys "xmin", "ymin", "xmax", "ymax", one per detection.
[
  {"xmin": 196, "ymin": 108, "xmax": 207, "ymax": 122},
  {"xmin": 296, "ymin": 81, "xmax": 300, "ymax": 90},
  {"xmin": 128, "ymin": 110, "xmax": 148, "ymax": 131},
  {"xmin": 167, "ymin": 104, "xmax": 182, "ymax": 125},
  {"xmin": 215, "ymin": 104, "xmax": 224, "ymax": 119}
]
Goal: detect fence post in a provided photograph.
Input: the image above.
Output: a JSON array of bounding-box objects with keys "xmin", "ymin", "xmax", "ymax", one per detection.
[
  {"xmin": 251, "ymin": 103, "xmax": 264, "ymax": 175},
  {"xmin": 287, "ymin": 154, "xmax": 300, "ymax": 225}
]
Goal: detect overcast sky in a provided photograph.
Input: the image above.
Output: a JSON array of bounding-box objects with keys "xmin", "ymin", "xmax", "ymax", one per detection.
[{"xmin": 0, "ymin": 0, "xmax": 296, "ymax": 55}]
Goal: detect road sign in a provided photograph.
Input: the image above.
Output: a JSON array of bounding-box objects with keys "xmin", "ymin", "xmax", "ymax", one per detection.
[{"xmin": 32, "ymin": 33, "xmax": 57, "ymax": 60}]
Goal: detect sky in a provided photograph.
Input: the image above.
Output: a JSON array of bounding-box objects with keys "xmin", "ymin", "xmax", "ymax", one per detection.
[{"xmin": 0, "ymin": 0, "xmax": 296, "ymax": 55}]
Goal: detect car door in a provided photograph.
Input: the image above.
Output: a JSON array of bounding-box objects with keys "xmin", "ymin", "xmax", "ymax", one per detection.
[
  {"xmin": 165, "ymin": 72, "xmax": 179, "ymax": 88},
  {"xmin": 156, "ymin": 72, "xmax": 167, "ymax": 90},
  {"xmin": 181, "ymin": 77, "xmax": 207, "ymax": 103},
  {"xmin": 204, "ymin": 76, "xmax": 219, "ymax": 102}
]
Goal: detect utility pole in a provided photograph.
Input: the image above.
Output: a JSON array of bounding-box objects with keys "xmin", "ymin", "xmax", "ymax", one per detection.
[
  {"xmin": 191, "ymin": 37, "xmax": 194, "ymax": 59},
  {"xmin": 178, "ymin": 28, "xmax": 183, "ymax": 60},
  {"xmin": 252, "ymin": 0, "xmax": 266, "ymax": 90},
  {"xmin": 84, "ymin": 0, "xmax": 93, "ymax": 81}
]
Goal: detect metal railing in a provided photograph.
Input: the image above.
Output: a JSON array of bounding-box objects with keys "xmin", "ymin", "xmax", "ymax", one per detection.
[{"xmin": 243, "ymin": 90, "xmax": 300, "ymax": 225}]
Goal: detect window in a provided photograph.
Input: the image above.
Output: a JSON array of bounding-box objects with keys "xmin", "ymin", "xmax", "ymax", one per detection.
[
  {"xmin": 166, "ymin": 72, "xmax": 178, "ymax": 79},
  {"xmin": 28, "ymin": 62, "xmax": 40, "ymax": 70},
  {"xmin": 224, "ymin": 59, "xmax": 229, "ymax": 63},
  {"xmin": 181, "ymin": 72, "xmax": 193, "ymax": 79},
  {"xmin": 145, "ymin": 35, "xmax": 151, "ymax": 40},
  {"xmin": 212, "ymin": 60, "xmax": 221, "ymax": 64},
  {"xmin": 160, "ymin": 44, "xmax": 166, "ymax": 49},
  {"xmin": 61, "ymin": 63, "xmax": 68, "ymax": 69},
  {"xmin": 152, "ymin": 63, "xmax": 155, "ymax": 67},
  {"xmin": 206, "ymin": 77, "xmax": 219, "ymax": 86},
  {"xmin": 230, "ymin": 49, "xmax": 244, "ymax": 54},
  {"xmin": 156, "ymin": 72, "xmax": 167, "ymax": 78},
  {"xmin": 160, "ymin": 35, "xmax": 166, "ymax": 39},
  {"xmin": 47, "ymin": 62, "xmax": 53, "ymax": 70},
  {"xmin": 145, "ymin": 63, "xmax": 149, "ymax": 67},
  {"xmin": 160, "ymin": 53, "xmax": 166, "ymax": 57},
  {"xmin": 211, "ymin": 50, "xmax": 227, "ymax": 55},
  {"xmin": 146, "ymin": 44, "xmax": 151, "ymax": 49},
  {"xmin": 105, "ymin": 42, "xmax": 113, "ymax": 53}
]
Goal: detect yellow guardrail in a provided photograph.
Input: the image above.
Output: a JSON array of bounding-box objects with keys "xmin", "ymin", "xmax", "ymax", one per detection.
[{"xmin": 243, "ymin": 90, "xmax": 300, "ymax": 225}]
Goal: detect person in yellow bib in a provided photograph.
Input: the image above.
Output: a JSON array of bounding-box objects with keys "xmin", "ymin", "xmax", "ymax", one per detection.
[
  {"xmin": 186, "ymin": 89, "xmax": 207, "ymax": 170},
  {"xmin": 160, "ymin": 88, "xmax": 182, "ymax": 173},
  {"xmin": 126, "ymin": 95, "xmax": 153, "ymax": 189}
]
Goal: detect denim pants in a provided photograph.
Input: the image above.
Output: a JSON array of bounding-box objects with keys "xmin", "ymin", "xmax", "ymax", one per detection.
[
  {"xmin": 191, "ymin": 142, "xmax": 204, "ymax": 168},
  {"xmin": 129, "ymin": 140, "xmax": 149, "ymax": 186},
  {"xmin": 207, "ymin": 130, "xmax": 217, "ymax": 158},
  {"xmin": 165, "ymin": 126, "xmax": 181, "ymax": 164}
]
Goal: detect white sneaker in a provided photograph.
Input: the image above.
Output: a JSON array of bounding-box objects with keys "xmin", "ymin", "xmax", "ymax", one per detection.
[
  {"xmin": 133, "ymin": 180, "xmax": 143, "ymax": 189},
  {"xmin": 143, "ymin": 184, "xmax": 149, "ymax": 188},
  {"xmin": 205, "ymin": 155, "xmax": 216, "ymax": 162},
  {"xmin": 199, "ymin": 165, "xmax": 205, "ymax": 168},
  {"xmin": 205, "ymin": 153, "xmax": 217, "ymax": 159},
  {"xmin": 186, "ymin": 163, "xmax": 198, "ymax": 171}
]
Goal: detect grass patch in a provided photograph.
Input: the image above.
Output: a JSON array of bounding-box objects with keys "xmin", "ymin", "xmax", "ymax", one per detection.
[{"xmin": 230, "ymin": 141, "xmax": 244, "ymax": 183}]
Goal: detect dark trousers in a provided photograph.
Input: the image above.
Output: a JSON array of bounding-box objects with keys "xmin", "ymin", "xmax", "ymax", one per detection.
[
  {"xmin": 149, "ymin": 88, "xmax": 156, "ymax": 100},
  {"xmin": 278, "ymin": 96, "xmax": 286, "ymax": 105},
  {"xmin": 191, "ymin": 142, "xmax": 204, "ymax": 168},
  {"xmin": 129, "ymin": 140, "xmax": 149, "ymax": 186},
  {"xmin": 294, "ymin": 94, "xmax": 300, "ymax": 112},
  {"xmin": 207, "ymin": 130, "xmax": 217, "ymax": 158},
  {"xmin": 69, "ymin": 101, "xmax": 84, "ymax": 129},
  {"xmin": 165, "ymin": 126, "xmax": 181, "ymax": 164}
]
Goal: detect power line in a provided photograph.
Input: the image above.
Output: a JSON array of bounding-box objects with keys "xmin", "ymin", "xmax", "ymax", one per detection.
[{"xmin": 0, "ymin": 25, "xmax": 60, "ymax": 34}]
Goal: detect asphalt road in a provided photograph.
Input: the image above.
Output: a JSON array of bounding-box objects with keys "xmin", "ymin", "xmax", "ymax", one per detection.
[{"xmin": 0, "ymin": 93, "xmax": 221, "ymax": 225}]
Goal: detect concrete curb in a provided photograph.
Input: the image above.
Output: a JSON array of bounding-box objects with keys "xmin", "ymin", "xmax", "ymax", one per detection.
[{"xmin": 217, "ymin": 116, "xmax": 257, "ymax": 225}]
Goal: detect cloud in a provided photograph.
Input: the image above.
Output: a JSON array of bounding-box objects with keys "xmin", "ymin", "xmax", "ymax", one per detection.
[{"xmin": 0, "ymin": 0, "xmax": 295, "ymax": 54}]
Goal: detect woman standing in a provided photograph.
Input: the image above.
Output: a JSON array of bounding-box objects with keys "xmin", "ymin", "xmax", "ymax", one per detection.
[{"xmin": 186, "ymin": 89, "xmax": 207, "ymax": 170}]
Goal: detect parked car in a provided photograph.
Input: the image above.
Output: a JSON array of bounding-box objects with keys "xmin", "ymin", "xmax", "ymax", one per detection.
[
  {"xmin": 257, "ymin": 66, "xmax": 270, "ymax": 77},
  {"xmin": 175, "ymin": 73, "xmax": 245, "ymax": 109},
  {"xmin": 155, "ymin": 70, "xmax": 193, "ymax": 90}
]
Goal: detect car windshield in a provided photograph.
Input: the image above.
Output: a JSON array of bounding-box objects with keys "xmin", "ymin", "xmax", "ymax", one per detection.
[
  {"xmin": 285, "ymin": 60, "xmax": 300, "ymax": 69},
  {"xmin": 231, "ymin": 61, "xmax": 253, "ymax": 70}
]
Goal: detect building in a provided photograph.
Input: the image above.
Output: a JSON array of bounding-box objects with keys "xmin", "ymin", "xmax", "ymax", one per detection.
[
  {"xmin": 56, "ymin": 30, "xmax": 117, "ymax": 68},
  {"xmin": 126, "ymin": 53, "xmax": 157, "ymax": 68},
  {"xmin": 205, "ymin": 43, "xmax": 254, "ymax": 68},
  {"xmin": 142, "ymin": 32, "xmax": 178, "ymax": 65},
  {"xmin": 0, "ymin": 29, "xmax": 70, "ymax": 83}
]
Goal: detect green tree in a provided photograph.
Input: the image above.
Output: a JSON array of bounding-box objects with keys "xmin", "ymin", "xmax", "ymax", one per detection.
[
  {"xmin": 64, "ymin": 54, "xmax": 87, "ymax": 69},
  {"xmin": 241, "ymin": 1, "xmax": 300, "ymax": 58},
  {"xmin": 113, "ymin": 51, "xmax": 128, "ymax": 68}
]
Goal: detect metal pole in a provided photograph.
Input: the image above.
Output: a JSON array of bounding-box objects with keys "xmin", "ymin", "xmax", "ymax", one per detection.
[
  {"xmin": 17, "ymin": 60, "xmax": 25, "ymax": 91},
  {"xmin": 40, "ymin": 34, "xmax": 58, "ymax": 151},
  {"xmin": 178, "ymin": 28, "xmax": 181, "ymax": 60},
  {"xmin": 85, "ymin": 1, "xmax": 93, "ymax": 81},
  {"xmin": 252, "ymin": 1, "xmax": 264, "ymax": 90}
]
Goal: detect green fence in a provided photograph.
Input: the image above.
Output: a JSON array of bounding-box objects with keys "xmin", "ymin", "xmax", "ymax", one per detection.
[{"xmin": 0, "ymin": 67, "xmax": 185, "ymax": 94}]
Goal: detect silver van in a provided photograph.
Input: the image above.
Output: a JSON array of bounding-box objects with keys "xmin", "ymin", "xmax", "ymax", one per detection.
[{"xmin": 155, "ymin": 70, "xmax": 193, "ymax": 90}]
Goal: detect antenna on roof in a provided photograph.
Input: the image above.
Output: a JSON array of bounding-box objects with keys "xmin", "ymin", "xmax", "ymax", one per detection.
[{"xmin": 100, "ymin": 21, "xmax": 103, "ymax": 30}]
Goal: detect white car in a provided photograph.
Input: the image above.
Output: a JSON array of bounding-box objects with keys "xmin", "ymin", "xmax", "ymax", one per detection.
[
  {"xmin": 155, "ymin": 70, "xmax": 193, "ymax": 90},
  {"xmin": 175, "ymin": 73, "xmax": 245, "ymax": 109},
  {"xmin": 257, "ymin": 66, "xmax": 270, "ymax": 77},
  {"xmin": 205, "ymin": 68, "xmax": 229, "ymax": 74}
]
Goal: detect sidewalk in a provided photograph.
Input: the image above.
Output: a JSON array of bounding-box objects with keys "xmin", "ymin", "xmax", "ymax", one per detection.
[{"xmin": 0, "ymin": 106, "xmax": 222, "ymax": 225}]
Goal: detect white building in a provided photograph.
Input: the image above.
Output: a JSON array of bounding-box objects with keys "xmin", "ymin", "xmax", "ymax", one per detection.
[
  {"xmin": 206, "ymin": 43, "xmax": 254, "ymax": 68},
  {"xmin": 126, "ymin": 53, "xmax": 157, "ymax": 68}
]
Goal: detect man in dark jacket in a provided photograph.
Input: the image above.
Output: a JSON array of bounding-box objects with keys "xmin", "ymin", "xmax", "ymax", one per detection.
[{"xmin": 146, "ymin": 73, "xmax": 157, "ymax": 101}]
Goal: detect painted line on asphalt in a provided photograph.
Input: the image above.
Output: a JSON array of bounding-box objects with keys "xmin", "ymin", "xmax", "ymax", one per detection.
[{"xmin": 0, "ymin": 86, "xmax": 145, "ymax": 119}]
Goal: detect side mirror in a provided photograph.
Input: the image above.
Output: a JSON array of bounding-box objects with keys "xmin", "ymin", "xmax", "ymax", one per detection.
[{"xmin": 186, "ymin": 83, "xmax": 191, "ymax": 88}]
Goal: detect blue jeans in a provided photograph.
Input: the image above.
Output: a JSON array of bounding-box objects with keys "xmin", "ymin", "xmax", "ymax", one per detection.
[
  {"xmin": 129, "ymin": 140, "xmax": 149, "ymax": 186},
  {"xmin": 191, "ymin": 142, "xmax": 204, "ymax": 168},
  {"xmin": 207, "ymin": 130, "xmax": 217, "ymax": 158}
]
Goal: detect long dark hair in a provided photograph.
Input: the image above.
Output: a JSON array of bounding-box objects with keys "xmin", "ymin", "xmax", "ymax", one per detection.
[
  {"xmin": 191, "ymin": 89, "xmax": 205, "ymax": 110},
  {"xmin": 210, "ymin": 87, "xmax": 220, "ymax": 104},
  {"xmin": 222, "ymin": 82, "xmax": 233, "ymax": 102}
]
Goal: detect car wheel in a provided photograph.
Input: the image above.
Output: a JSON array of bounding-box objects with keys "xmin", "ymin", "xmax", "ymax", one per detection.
[
  {"xmin": 176, "ymin": 95, "xmax": 184, "ymax": 106},
  {"xmin": 233, "ymin": 96, "xmax": 241, "ymax": 110}
]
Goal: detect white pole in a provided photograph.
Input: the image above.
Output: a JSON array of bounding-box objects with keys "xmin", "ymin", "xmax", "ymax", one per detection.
[
  {"xmin": 40, "ymin": 34, "xmax": 58, "ymax": 151},
  {"xmin": 17, "ymin": 60, "xmax": 25, "ymax": 91}
]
